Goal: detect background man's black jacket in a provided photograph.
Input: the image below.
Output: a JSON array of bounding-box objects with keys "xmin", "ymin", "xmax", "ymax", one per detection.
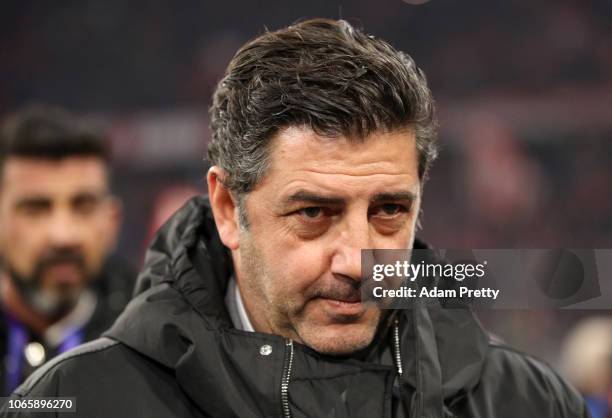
[
  {"xmin": 0, "ymin": 197, "xmax": 590, "ymax": 417},
  {"xmin": 0, "ymin": 255, "xmax": 135, "ymax": 396}
]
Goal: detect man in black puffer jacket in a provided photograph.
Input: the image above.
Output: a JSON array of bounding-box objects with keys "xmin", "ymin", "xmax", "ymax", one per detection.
[{"xmin": 2, "ymin": 18, "xmax": 589, "ymax": 418}]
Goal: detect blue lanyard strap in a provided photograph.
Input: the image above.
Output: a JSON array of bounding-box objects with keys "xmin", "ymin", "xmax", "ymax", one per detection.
[
  {"xmin": 4, "ymin": 315, "xmax": 84, "ymax": 395},
  {"xmin": 58, "ymin": 326, "xmax": 84, "ymax": 352},
  {"xmin": 6, "ymin": 315, "xmax": 28, "ymax": 395}
]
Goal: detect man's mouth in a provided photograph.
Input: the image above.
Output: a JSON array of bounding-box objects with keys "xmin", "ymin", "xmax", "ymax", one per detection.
[
  {"xmin": 42, "ymin": 262, "xmax": 83, "ymax": 285},
  {"xmin": 318, "ymin": 294, "xmax": 365, "ymax": 318},
  {"xmin": 323, "ymin": 292, "xmax": 361, "ymax": 303}
]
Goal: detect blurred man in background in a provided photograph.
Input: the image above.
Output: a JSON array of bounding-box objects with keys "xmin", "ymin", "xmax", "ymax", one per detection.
[{"xmin": 0, "ymin": 105, "xmax": 135, "ymax": 395}]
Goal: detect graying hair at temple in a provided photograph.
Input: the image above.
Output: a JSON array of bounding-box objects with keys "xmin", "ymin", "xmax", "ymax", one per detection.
[{"xmin": 207, "ymin": 18, "xmax": 439, "ymax": 206}]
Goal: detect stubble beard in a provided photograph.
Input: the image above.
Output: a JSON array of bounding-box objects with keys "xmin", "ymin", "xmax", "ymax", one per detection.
[{"xmin": 236, "ymin": 231, "xmax": 381, "ymax": 355}]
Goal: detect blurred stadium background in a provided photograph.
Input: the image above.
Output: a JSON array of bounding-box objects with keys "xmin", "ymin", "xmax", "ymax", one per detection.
[{"xmin": 2, "ymin": 0, "xmax": 611, "ymax": 383}]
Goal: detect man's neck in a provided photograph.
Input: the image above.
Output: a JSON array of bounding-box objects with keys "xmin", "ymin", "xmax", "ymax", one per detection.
[
  {"xmin": 225, "ymin": 275, "xmax": 255, "ymax": 332},
  {"xmin": 0, "ymin": 273, "xmax": 53, "ymax": 335}
]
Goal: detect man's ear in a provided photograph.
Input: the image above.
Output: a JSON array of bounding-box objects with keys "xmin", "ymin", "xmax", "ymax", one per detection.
[
  {"xmin": 207, "ymin": 166, "xmax": 240, "ymax": 250},
  {"xmin": 104, "ymin": 196, "xmax": 123, "ymax": 252}
]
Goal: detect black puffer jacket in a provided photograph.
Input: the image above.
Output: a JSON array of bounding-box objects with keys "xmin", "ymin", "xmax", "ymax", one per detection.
[{"xmin": 0, "ymin": 197, "xmax": 590, "ymax": 417}]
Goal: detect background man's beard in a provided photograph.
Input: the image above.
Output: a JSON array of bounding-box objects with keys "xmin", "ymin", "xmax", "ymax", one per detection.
[
  {"xmin": 2, "ymin": 248, "xmax": 89, "ymax": 319},
  {"xmin": 7, "ymin": 269, "xmax": 78, "ymax": 319}
]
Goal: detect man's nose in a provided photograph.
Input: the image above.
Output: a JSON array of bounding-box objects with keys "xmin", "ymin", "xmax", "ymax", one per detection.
[
  {"xmin": 330, "ymin": 215, "xmax": 372, "ymax": 282},
  {"xmin": 47, "ymin": 209, "xmax": 81, "ymax": 247}
]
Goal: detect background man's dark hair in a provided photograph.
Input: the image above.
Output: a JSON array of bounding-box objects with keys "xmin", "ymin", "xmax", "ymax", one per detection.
[
  {"xmin": 0, "ymin": 104, "xmax": 110, "ymax": 179},
  {"xmin": 208, "ymin": 18, "xmax": 438, "ymax": 199}
]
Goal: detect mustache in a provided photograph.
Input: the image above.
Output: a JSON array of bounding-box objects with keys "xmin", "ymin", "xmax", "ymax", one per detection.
[
  {"xmin": 307, "ymin": 276, "xmax": 362, "ymax": 303},
  {"xmin": 33, "ymin": 247, "xmax": 86, "ymax": 279}
]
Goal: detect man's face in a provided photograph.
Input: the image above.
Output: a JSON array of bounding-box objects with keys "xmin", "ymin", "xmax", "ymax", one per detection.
[
  {"xmin": 234, "ymin": 126, "xmax": 420, "ymax": 355},
  {"xmin": 0, "ymin": 157, "xmax": 120, "ymax": 315}
]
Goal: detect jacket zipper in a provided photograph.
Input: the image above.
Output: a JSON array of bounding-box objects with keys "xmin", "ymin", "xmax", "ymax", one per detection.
[
  {"xmin": 281, "ymin": 339, "xmax": 294, "ymax": 418},
  {"xmin": 280, "ymin": 322, "xmax": 400, "ymax": 418},
  {"xmin": 393, "ymin": 317, "xmax": 403, "ymax": 376}
]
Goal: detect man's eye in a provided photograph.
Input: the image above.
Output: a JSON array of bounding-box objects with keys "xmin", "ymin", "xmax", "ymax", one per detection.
[
  {"xmin": 72, "ymin": 196, "xmax": 99, "ymax": 215},
  {"xmin": 17, "ymin": 201, "xmax": 51, "ymax": 216},
  {"xmin": 298, "ymin": 207, "xmax": 323, "ymax": 219},
  {"xmin": 381, "ymin": 204, "xmax": 401, "ymax": 215},
  {"xmin": 371, "ymin": 203, "xmax": 406, "ymax": 217}
]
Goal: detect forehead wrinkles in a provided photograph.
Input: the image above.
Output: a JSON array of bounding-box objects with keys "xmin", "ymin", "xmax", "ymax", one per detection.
[
  {"xmin": 265, "ymin": 127, "xmax": 418, "ymax": 180},
  {"xmin": 298, "ymin": 166, "xmax": 412, "ymax": 178}
]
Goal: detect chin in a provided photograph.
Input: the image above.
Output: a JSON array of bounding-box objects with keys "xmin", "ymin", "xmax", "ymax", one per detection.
[{"xmin": 299, "ymin": 322, "xmax": 378, "ymax": 356}]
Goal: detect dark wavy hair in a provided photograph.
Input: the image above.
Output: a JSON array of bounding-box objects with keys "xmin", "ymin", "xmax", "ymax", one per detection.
[
  {"xmin": 0, "ymin": 104, "xmax": 110, "ymax": 179},
  {"xmin": 208, "ymin": 18, "xmax": 438, "ymax": 196}
]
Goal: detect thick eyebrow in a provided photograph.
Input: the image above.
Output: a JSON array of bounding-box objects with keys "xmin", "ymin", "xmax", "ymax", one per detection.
[
  {"xmin": 282, "ymin": 190, "xmax": 417, "ymax": 207},
  {"xmin": 15, "ymin": 196, "xmax": 52, "ymax": 209},
  {"xmin": 370, "ymin": 191, "xmax": 417, "ymax": 204},
  {"xmin": 284, "ymin": 190, "xmax": 346, "ymax": 206},
  {"xmin": 71, "ymin": 190, "xmax": 110, "ymax": 200}
]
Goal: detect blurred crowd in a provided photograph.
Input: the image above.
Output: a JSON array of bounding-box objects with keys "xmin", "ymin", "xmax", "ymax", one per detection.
[{"xmin": 2, "ymin": 0, "xmax": 611, "ymax": 108}]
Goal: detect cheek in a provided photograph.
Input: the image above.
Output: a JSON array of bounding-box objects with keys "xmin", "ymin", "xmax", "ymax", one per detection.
[
  {"xmin": 79, "ymin": 217, "xmax": 113, "ymax": 267},
  {"xmin": 286, "ymin": 248, "xmax": 325, "ymax": 288},
  {"xmin": 0, "ymin": 219, "xmax": 42, "ymax": 272},
  {"xmin": 258, "ymin": 234, "xmax": 330, "ymax": 301}
]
